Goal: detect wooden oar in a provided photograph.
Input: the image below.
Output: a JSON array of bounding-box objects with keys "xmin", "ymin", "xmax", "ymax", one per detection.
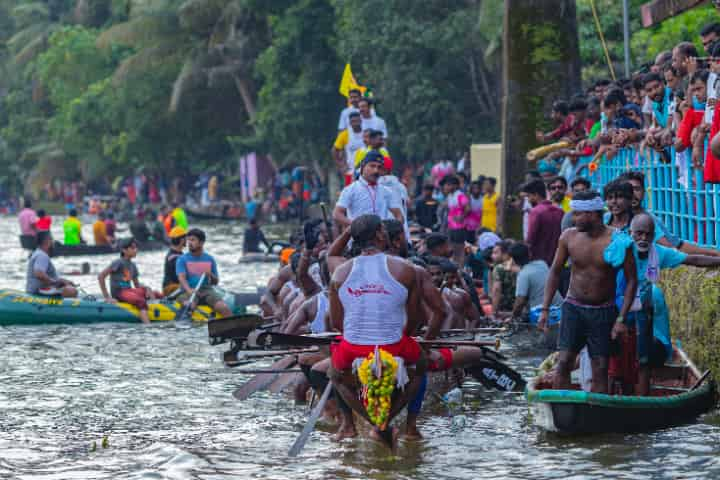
[
  {"xmin": 421, "ymin": 338, "xmax": 501, "ymax": 349},
  {"xmin": 175, "ymin": 273, "xmax": 206, "ymax": 328},
  {"xmin": 268, "ymin": 372, "xmax": 304, "ymax": 394},
  {"xmin": 232, "ymin": 356, "xmax": 297, "ymax": 400},
  {"xmin": 287, "ymin": 381, "xmax": 333, "ymax": 457}
]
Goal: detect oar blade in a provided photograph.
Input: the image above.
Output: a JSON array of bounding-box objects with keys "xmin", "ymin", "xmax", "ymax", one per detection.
[
  {"xmin": 288, "ymin": 381, "xmax": 333, "ymax": 457},
  {"xmin": 467, "ymin": 359, "xmax": 526, "ymax": 393},
  {"xmin": 232, "ymin": 356, "xmax": 297, "ymax": 401},
  {"xmin": 208, "ymin": 313, "xmax": 266, "ymax": 345}
]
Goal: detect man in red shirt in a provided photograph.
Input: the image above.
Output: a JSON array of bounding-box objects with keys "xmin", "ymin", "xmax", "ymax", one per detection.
[
  {"xmin": 535, "ymin": 100, "xmax": 575, "ymax": 143},
  {"xmin": 522, "ymin": 179, "xmax": 564, "ymax": 266}
]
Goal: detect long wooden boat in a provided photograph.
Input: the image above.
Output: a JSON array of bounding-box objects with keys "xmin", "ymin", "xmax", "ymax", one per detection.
[
  {"xmin": 19, "ymin": 236, "xmax": 166, "ymax": 257},
  {"xmin": 526, "ymin": 346, "xmax": 718, "ymax": 434},
  {"xmin": 0, "ymin": 288, "xmax": 250, "ymax": 326},
  {"xmin": 186, "ymin": 206, "xmax": 242, "ymax": 221}
]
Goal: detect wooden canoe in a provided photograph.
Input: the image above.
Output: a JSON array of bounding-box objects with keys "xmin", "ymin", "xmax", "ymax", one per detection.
[{"xmin": 526, "ymin": 346, "xmax": 718, "ymax": 434}]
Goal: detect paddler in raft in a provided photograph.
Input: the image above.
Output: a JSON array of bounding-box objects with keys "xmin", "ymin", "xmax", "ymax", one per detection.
[
  {"xmin": 26, "ymin": 231, "xmax": 78, "ymax": 298},
  {"xmin": 538, "ymin": 191, "xmax": 638, "ymax": 394},
  {"xmin": 326, "ymin": 214, "xmax": 427, "ymax": 442},
  {"xmin": 98, "ymin": 238, "xmax": 159, "ymax": 324},
  {"xmin": 177, "ymin": 228, "xmax": 232, "ymax": 318},
  {"xmin": 162, "ymin": 226, "xmax": 187, "ymax": 296}
]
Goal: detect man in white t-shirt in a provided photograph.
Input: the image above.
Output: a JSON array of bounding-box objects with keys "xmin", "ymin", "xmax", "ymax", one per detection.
[
  {"xmin": 337, "ymin": 88, "xmax": 362, "ymax": 131},
  {"xmin": 378, "ymin": 156, "xmax": 410, "ymax": 241},
  {"xmin": 358, "ymin": 98, "xmax": 388, "ymax": 139},
  {"xmin": 332, "ymin": 112, "xmax": 366, "ymax": 185},
  {"xmin": 333, "ymin": 151, "xmax": 402, "ymax": 230}
]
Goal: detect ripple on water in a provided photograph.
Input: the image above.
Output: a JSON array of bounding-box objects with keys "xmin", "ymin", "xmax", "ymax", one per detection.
[{"xmin": 0, "ymin": 217, "xmax": 719, "ymax": 479}]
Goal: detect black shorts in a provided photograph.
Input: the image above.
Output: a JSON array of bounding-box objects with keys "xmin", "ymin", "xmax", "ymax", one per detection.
[
  {"xmin": 448, "ymin": 229, "xmax": 466, "ymax": 244},
  {"xmin": 558, "ymin": 302, "xmax": 618, "ymax": 358}
]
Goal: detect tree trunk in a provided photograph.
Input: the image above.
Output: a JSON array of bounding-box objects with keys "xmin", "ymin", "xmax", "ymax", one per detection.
[
  {"xmin": 232, "ymin": 74, "xmax": 257, "ymax": 122},
  {"xmin": 501, "ymin": 0, "xmax": 581, "ymax": 236}
]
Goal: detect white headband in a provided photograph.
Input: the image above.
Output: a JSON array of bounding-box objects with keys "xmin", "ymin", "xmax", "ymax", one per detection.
[{"xmin": 570, "ymin": 197, "xmax": 605, "ymax": 212}]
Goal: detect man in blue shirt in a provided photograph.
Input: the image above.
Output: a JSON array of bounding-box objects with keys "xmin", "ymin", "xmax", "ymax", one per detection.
[
  {"xmin": 176, "ymin": 228, "xmax": 231, "ymax": 317},
  {"xmin": 614, "ymin": 213, "xmax": 720, "ymax": 396}
]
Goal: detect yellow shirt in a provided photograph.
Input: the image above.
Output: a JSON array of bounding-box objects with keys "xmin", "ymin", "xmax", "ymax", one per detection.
[
  {"xmin": 481, "ymin": 192, "xmax": 498, "ymax": 231},
  {"xmin": 93, "ymin": 220, "xmax": 108, "ymax": 245},
  {"xmin": 353, "ymin": 146, "xmax": 391, "ymax": 169},
  {"xmin": 559, "ymin": 196, "xmax": 572, "ymax": 213}
]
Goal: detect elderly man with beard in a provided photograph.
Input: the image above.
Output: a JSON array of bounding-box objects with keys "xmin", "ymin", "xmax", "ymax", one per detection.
[
  {"xmin": 539, "ymin": 191, "xmax": 638, "ymax": 394},
  {"xmin": 610, "ymin": 213, "xmax": 720, "ymax": 396}
]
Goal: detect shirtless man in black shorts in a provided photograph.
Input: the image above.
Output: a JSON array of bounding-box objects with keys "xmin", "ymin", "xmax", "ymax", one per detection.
[{"xmin": 539, "ymin": 190, "xmax": 638, "ymax": 394}]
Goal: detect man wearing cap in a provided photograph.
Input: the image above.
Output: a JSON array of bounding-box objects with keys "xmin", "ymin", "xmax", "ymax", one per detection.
[
  {"xmin": 162, "ymin": 226, "xmax": 186, "ymax": 296},
  {"xmin": 538, "ymin": 190, "xmax": 638, "ymax": 394},
  {"xmin": 333, "ymin": 150, "xmax": 403, "ymax": 230},
  {"xmin": 353, "ymin": 129, "xmax": 391, "ymax": 176}
]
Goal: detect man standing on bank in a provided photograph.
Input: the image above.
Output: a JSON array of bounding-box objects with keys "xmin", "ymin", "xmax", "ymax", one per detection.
[{"xmin": 538, "ymin": 191, "xmax": 638, "ymax": 394}]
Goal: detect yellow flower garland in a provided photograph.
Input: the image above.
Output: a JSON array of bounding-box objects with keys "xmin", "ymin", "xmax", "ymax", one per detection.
[{"xmin": 358, "ymin": 349, "xmax": 398, "ymax": 428}]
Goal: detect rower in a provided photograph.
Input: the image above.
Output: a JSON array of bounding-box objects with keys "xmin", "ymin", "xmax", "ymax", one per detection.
[
  {"xmin": 63, "ymin": 209, "xmax": 85, "ymax": 246},
  {"xmin": 104, "ymin": 212, "xmax": 117, "ymax": 245},
  {"xmin": 327, "ymin": 214, "xmax": 426, "ymax": 441},
  {"xmin": 436, "ymin": 260, "xmax": 480, "ymax": 330},
  {"xmin": 129, "ymin": 210, "xmax": 152, "ymax": 243},
  {"xmin": 162, "ymin": 227, "xmax": 187, "ymax": 296},
  {"xmin": 243, "ymin": 218, "xmax": 271, "ymax": 254},
  {"xmin": 93, "ymin": 211, "xmax": 110, "ymax": 246},
  {"xmin": 176, "ymin": 228, "xmax": 232, "ymax": 317},
  {"xmin": 539, "ymin": 191, "xmax": 638, "ymax": 394},
  {"xmin": 26, "ymin": 231, "xmax": 78, "ymax": 298}
]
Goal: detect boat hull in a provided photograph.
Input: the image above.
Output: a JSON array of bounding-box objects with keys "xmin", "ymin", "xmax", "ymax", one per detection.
[
  {"xmin": 19, "ymin": 237, "xmax": 166, "ymax": 257},
  {"xmin": 526, "ymin": 346, "xmax": 719, "ymax": 434}
]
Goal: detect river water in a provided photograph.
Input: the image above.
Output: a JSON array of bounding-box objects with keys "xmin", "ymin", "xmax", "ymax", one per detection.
[{"xmin": 0, "ymin": 216, "xmax": 719, "ymax": 479}]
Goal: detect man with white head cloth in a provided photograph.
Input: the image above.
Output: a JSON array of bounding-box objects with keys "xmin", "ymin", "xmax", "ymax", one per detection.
[{"xmin": 538, "ymin": 190, "xmax": 638, "ymax": 394}]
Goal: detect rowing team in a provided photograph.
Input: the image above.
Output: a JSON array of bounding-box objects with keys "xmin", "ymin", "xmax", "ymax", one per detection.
[
  {"xmin": 26, "ymin": 227, "xmax": 233, "ymax": 323},
  {"xmin": 259, "ymin": 214, "xmax": 498, "ymax": 441}
]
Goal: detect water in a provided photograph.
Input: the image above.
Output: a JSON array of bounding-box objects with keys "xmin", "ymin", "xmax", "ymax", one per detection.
[{"xmin": 1, "ymin": 216, "xmax": 719, "ymax": 479}]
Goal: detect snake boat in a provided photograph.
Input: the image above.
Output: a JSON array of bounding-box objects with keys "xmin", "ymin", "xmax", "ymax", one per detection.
[
  {"xmin": 19, "ymin": 235, "xmax": 166, "ymax": 257},
  {"xmin": 526, "ymin": 346, "xmax": 718, "ymax": 434},
  {"xmin": 0, "ymin": 288, "xmax": 252, "ymax": 326}
]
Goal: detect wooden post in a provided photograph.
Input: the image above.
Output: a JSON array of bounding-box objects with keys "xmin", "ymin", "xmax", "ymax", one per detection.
[{"xmin": 501, "ymin": 0, "xmax": 581, "ymax": 237}]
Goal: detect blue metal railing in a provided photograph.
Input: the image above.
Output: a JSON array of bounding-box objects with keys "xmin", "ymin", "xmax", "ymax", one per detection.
[{"xmin": 587, "ymin": 147, "xmax": 720, "ymax": 248}]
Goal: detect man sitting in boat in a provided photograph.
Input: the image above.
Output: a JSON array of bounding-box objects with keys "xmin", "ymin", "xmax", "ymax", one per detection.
[
  {"xmin": 327, "ymin": 214, "xmax": 427, "ymax": 440},
  {"xmin": 63, "ymin": 209, "xmax": 85, "ymax": 246},
  {"xmin": 177, "ymin": 228, "xmax": 232, "ymax": 318},
  {"xmin": 610, "ymin": 213, "xmax": 720, "ymax": 396},
  {"xmin": 162, "ymin": 227, "xmax": 187, "ymax": 297},
  {"xmin": 538, "ymin": 191, "xmax": 638, "ymax": 394},
  {"xmin": 93, "ymin": 211, "xmax": 109, "ymax": 246},
  {"xmin": 26, "ymin": 231, "xmax": 78, "ymax": 298},
  {"xmin": 243, "ymin": 218, "xmax": 271, "ymax": 254},
  {"xmin": 98, "ymin": 238, "xmax": 158, "ymax": 324}
]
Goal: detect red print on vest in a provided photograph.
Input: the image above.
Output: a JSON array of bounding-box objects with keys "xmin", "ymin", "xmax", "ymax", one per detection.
[{"xmin": 347, "ymin": 283, "xmax": 391, "ymax": 297}]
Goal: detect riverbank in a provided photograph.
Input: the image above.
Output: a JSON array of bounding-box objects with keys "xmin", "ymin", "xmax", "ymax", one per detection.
[{"xmin": 660, "ymin": 267, "xmax": 720, "ymax": 376}]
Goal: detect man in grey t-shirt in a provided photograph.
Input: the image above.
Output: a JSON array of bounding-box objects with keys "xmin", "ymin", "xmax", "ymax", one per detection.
[
  {"xmin": 509, "ymin": 243, "xmax": 561, "ymax": 319},
  {"xmin": 26, "ymin": 231, "xmax": 77, "ymax": 297}
]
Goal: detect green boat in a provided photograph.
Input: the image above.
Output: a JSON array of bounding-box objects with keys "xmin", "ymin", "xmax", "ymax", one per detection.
[
  {"xmin": 0, "ymin": 288, "xmax": 251, "ymax": 326},
  {"xmin": 526, "ymin": 346, "xmax": 718, "ymax": 434}
]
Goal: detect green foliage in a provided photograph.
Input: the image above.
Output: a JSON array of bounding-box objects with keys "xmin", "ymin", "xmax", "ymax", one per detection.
[
  {"xmin": 332, "ymin": 0, "xmax": 500, "ymax": 160},
  {"xmin": 632, "ymin": 4, "xmax": 718, "ymax": 60},
  {"xmin": 36, "ymin": 26, "xmax": 114, "ymax": 107},
  {"xmin": 660, "ymin": 267, "xmax": 720, "ymax": 376}
]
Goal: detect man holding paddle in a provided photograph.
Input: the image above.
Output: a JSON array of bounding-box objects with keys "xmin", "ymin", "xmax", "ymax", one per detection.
[{"xmin": 177, "ymin": 228, "xmax": 232, "ymax": 317}]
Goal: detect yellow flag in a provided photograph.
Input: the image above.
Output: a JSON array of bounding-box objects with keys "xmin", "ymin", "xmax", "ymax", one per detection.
[{"xmin": 339, "ymin": 63, "xmax": 366, "ymax": 98}]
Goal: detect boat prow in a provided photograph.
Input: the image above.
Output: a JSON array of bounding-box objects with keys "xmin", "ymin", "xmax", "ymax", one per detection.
[{"xmin": 526, "ymin": 347, "xmax": 718, "ymax": 434}]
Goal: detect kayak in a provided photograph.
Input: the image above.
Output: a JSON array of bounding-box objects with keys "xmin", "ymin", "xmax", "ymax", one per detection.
[
  {"xmin": 526, "ymin": 346, "xmax": 718, "ymax": 434},
  {"xmin": 19, "ymin": 236, "xmax": 166, "ymax": 257},
  {"xmin": 0, "ymin": 288, "xmax": 250, "ymax": 326}
]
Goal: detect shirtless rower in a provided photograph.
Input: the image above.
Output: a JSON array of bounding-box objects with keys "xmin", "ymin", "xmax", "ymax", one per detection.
[
  {"xmin": 439, "ymin": 261, "xmax": 479, "ymax": 330},
  {"xmin": 539, "ymin": 190, "xmax": 638, "ymax": 394},
  {"xmin": 327, "ymin": 214, "xmax": 426, "ymax": 441}
]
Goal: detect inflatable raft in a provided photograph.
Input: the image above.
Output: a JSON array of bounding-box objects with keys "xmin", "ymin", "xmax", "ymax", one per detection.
[{"xmin": 0, "ymin": 288, "xmax": 250, "ymax": 326}]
